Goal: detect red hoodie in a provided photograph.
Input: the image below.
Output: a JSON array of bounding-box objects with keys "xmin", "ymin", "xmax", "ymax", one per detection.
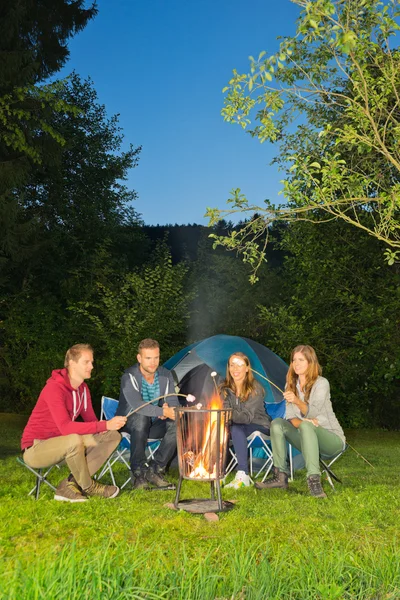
[{"xmin": 21, "ymin": 368, "xmax": 107, "ymax": 449}]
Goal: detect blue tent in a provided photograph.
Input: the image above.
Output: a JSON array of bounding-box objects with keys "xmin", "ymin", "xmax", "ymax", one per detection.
[{"xmin": 164, "ymin": 334, "xmax": 288, "ymax": 419}]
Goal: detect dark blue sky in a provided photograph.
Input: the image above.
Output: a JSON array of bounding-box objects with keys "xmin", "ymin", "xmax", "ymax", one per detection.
[{"xmin": 60, "ymin": 0, "xmax": 301, "ymax": 224}]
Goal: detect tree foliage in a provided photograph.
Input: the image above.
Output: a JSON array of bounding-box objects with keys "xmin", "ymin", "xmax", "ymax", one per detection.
[
  {"xmin": 207, "ymin": 0, "xmax": 400, "ymax": 279},
  {"xmin": 257, "ymin": 217, "xmax": 400, "ymax": 427},
  {"xmin": 0, "ymin": 0, "xmax": 97, "ymax": 185},
  {"xmin": 69, "ymin": 243, "xmax": 192, "ymax": 396},
  {"xmin": 1, "ymin": 75, "xmax": 143, "ymax": 298}
]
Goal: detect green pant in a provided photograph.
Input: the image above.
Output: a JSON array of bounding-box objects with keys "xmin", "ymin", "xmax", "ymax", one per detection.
[{"xmin": 270, "ymin": 418, "xmax": 344, "ymax": 477}]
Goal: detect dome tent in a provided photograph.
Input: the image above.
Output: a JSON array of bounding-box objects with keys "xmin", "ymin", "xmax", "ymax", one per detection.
[{"xmin": 164, "ymin": 334, "xmax": 288, "ymax": 418}]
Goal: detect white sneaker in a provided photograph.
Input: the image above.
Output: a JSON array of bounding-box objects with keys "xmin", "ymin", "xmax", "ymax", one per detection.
[{"xmin": 224, "ymin": 470, "xmax": 251, "ymax": 489}]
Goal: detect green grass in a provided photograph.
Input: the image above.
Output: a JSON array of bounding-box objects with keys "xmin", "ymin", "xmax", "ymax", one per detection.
[{"xmin": 1, "ymin": 414, "xmax": 399, "ymax": 599}]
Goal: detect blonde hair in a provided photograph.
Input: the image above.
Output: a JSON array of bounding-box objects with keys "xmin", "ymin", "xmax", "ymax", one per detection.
[
  {"xmin": 220, "ymin": 352, "xmax": 264, "ymax": 403},
  {"xmin": 64, "ymin": 344, "xmax": 93, "ymax": 368},
  {"xmin": 286, "ymin": 345, "xmax": 322, "ymax": 402}
]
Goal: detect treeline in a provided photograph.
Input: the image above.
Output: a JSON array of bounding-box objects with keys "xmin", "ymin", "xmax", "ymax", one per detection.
[{"xmin": 0, "ymin": 1, "xmax": 399, "ymax": 428}]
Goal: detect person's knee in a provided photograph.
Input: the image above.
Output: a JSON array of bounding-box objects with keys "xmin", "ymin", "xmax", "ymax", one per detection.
[
  {"xmin": 164, "ymin": 419, "xmax": 177, "ymax": 438},
  {"xmin": 166, "ymin": 418, "xmax": 176, "ymax": 430},
  {"xmin": 65, "ymin": 433, "xmax": 85, "ymax": 452},
  {"xmin": 270, "ymin": 418, "xmax": 285, "ymax": 433},
  {"xmin": 102, "ymin": 430, "xmax": 121, "ymax": 445},
  {"xmin": 298, "ymin": 420, "xmax": 314, "ymax": 434},
  {"xmin": 128, "ymin": 414, "xmax": 149, "ymax": 435},
  {"xmin": 230, "ymin": 424, "xmax": 245, "ymax": 439}
]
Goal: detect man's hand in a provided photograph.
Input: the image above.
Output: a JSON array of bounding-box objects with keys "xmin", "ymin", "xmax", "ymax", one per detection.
[
  {"xmin": 162, "ymin": 403, "xmax": 176, "ymax": 421},
  {"xmin": 106, "ymin": 416, "xmax": 127, "ymax": 430}
]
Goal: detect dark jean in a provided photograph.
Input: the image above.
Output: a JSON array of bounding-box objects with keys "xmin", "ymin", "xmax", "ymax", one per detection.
[
  {"xmin": 231, "ymin": 422, "xmax": 271, "ymax": 474},
  {"xmin": 123, "ymin": 412, "xmax": 177, "ymax": 472}
]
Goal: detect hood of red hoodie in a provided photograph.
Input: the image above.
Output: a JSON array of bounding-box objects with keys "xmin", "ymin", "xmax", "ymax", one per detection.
[
  {"xmin": 46, "ymin": 368, "xmax": 88, "ymax": 420},
  {"xmin": 48, "ymin": 368, "xmax": 84, "ymax": 392}
]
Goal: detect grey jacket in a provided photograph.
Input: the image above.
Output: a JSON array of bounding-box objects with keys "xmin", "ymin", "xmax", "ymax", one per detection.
[
  {"xmin": 221, "ymin": 385, "xmax": 271, "ymax": 428},
  {"xmin": 116, "ymin": 364, "xmax": 179, "ymax": 418},
  {"xmin": 286, "ymin": 376, "xmax": 345, "ymax": 443}
]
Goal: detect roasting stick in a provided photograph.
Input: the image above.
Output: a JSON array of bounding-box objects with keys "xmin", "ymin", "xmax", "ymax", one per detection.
[
  {"xmin": 210, "ymin": 371, "xmax": 220, "ymax": 395},
  {"xmin": 345, "ymin": 444, "xmax": 374, "ymax": 468},
  {"xmin": 125, "ymin": 393, "xmax": 196, "ymax": 418},
  {"xmin": 250, "ymin": 368, "xmax": 284, "ymax": 394}
]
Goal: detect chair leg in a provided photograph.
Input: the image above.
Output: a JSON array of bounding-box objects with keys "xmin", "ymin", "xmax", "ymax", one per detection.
[
  {"xmin": 35, "ymin": 469, "xmax": 42, "ymax": 500},
  {"xmin": 320, "ymin": 458, "xmax": 342, "ymax": 491},
  {"xmin": 288, "ymin": 444, "xmax": 294, "ymax": 482},
  {"xmin": 17, "ymin": 457, "xmax": 58, "ymax": 499},
  {"xmin": 224, "ymin": 448, "xmax": 238, "ymax": 481}
]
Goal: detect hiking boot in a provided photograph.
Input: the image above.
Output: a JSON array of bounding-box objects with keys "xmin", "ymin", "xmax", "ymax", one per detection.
[
  {"xmin": 84, "ymin": 480, "xmax": 120, "ymax": 499},
  {"xmin": 145, "ymin": 466, "xmax": 176, "ymax": 490},
  {"xmin": 224, "ymin": 470, "xmax": 251, "ymax": 489},
  {"xmin": 131, "ymin": 469, "xmax": 149, "ymax": 490},
  {"xmin": 54, "ymin": 478, "xmax": 88, "ymax": 503},
  {"xmin": 307, "ymin": 475, "xmax": 327, "ymax": 498},
  {"xmin": 255, "ymin": 468, "xmax": 289, "ymax": 490}
]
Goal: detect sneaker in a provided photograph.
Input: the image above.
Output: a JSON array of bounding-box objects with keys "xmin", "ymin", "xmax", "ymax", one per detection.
[
  {"xmin": 145, "ymin": 467, "xmax": 176, "ymax": 490},
  {"xmin": 307, "ymin": 475, "xmax": 327, "ymax": 498},
  {"xmin": 84, "ymin": 480, "xmax": 120, "ymax": 499},
  {"xmin": 131, "ymin": 470, "xmax": 150, "ymax": 490},
  {"xmin": 54, "ymin": 478, "xmax": 88, "ymax": 503},
  {"xmin": 224, "ymin": 470, "xmax": 251, "ymax": 489}
]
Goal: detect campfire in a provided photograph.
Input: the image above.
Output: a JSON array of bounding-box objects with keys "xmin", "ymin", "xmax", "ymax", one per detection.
[{"xmin": 173, "ymin": 395, "xmax": 234, "ymax": 513}]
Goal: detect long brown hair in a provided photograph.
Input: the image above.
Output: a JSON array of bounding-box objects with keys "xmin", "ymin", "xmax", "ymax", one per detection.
[
  {"xmin": 285, "ymin": 345, "xmax": 322, "ymax": 402},
  {"xmin": 220, "ymin": 352, "xmax": 263, "ymax": 402}
]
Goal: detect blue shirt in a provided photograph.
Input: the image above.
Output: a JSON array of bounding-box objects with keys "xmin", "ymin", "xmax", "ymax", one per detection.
[{"xmin": 141, "ymin": 372, "xmax": 160, "ymax": 406}]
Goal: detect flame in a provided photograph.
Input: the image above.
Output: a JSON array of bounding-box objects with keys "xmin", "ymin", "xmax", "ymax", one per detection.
[
  {"xmin": 209, "ymin": 394, "xmax": 223, "ymax": 410},
  {"xmin": 184, "ymin": 394, "xmax": 227, "ymax": 480}
]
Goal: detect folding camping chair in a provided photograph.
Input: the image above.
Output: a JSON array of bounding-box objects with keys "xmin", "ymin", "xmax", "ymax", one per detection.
[
  {"xmin": 224, "ymin": 431, "xmax": 273, "ymax": 482},
  {"xmin": 17, "ymin": 456, "xmax": 62, "ymax": 500},
  {"xmin": 320, "ymin": 444, "xmax": 348, "ymax": 490},
  {"xmin": 225, "ymin": 433, "xmax": 294, "ymax": 483},
  {"xmin": 97, "ymin": 396, "xmax": 161, "ymax": 489}
]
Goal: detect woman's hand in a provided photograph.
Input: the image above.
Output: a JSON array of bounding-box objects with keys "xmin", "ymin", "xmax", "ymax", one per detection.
[
  {"xmin": 283, "ymin": 391, "xmax": 299, "ymax": 404},
  {"xmin": 303, "ymin": 417, "xmax": 319, "ymax": 427}
]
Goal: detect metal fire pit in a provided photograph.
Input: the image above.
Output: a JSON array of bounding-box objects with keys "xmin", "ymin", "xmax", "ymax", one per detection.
[{"xmin": 174, "ymin": 406, "xmax": 234, "ymax": 513}]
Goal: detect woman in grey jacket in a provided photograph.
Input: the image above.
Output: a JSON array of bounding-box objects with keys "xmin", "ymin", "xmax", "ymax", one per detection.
[
  {"xmin": 220, "ymin": 352, "xmax": 271, "ymax": 489},
  {"xmin": 256, "ymin": 345, "xmax": 345, "ymax": 498}
]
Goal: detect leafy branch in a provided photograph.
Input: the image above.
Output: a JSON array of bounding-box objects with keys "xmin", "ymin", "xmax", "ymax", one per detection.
[{"xmin": 209, "ymin": 0, "xmax": 400, "ymax": 277}]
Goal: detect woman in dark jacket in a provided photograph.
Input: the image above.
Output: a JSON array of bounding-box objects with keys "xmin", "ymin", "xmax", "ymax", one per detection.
[{"xmin": 220, "ymin": 352, "xmax": 271, "ymax": 489}]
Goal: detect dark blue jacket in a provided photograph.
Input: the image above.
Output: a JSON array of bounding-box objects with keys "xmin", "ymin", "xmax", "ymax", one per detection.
[{"xmin": 116, "ymin": 364, "xmax": 179, "ymax": 418}]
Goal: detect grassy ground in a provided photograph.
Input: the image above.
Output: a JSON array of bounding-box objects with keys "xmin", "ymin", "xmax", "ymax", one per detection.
[{"xmin": 1, "ymin": 413, "xmax": 399, "ymax": 599}]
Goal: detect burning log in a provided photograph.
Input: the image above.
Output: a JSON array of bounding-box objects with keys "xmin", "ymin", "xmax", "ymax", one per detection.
[{"xmin": 191, "ymin": 418, "xmax": 218, "ymax": 478}]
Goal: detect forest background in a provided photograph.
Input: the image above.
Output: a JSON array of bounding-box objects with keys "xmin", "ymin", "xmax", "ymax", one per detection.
[{"xmin": 0, "ymin": 0, "xmax": 399, "ymax": 431}]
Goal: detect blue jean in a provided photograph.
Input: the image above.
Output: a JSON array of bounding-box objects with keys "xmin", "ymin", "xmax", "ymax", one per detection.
[
  {"xmin": 123, "ymin": 413, "xmax": 177, "ymax": 472},
  {"xmin": 230, "ymin": 423, "xmax": 271, "ymax": 474}
]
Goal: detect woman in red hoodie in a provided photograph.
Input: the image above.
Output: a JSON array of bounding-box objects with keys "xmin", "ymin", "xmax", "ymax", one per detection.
[{"xmin": 21, "ymin": 344, "xmax": 126, "ymax": 502}]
